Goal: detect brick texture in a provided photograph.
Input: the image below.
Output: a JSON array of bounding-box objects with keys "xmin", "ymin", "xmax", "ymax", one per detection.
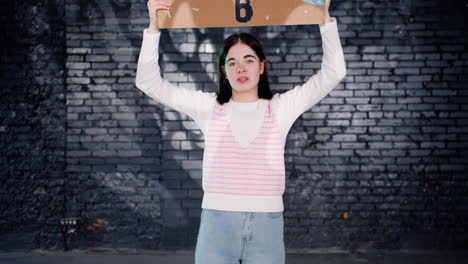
[
  {"xmin": 0, "ymin": 0, "xmax": 66, "ymax": 250},
  {"xmin": 1, "ymin": 0, "xmax": 467, "ymax": 251}
]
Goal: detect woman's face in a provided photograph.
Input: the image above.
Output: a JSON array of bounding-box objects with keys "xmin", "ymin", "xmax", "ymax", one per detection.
[{"xmin": 222, "ymin": 42, "xmax": 265, "ymax": 99}]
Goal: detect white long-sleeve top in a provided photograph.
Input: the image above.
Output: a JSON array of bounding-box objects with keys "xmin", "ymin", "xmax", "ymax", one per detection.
[{"xmin": 135, "ymin": 20, "xmax": 346, "ymax": 212}]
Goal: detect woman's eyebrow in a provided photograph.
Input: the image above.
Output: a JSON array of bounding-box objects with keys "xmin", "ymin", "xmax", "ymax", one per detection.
[
  {"xmin": 244, "ymin": 55, "xmax": 257, "ymax": 60},
  {"xmin": 226, "ymin": 54, "xmax": 258, "ymax": 62}
]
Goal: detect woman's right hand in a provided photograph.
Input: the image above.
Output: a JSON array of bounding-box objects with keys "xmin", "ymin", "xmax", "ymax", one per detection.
[{"xmin": 147, "ymin": 0, "xmax": 172, "ymax": 34}]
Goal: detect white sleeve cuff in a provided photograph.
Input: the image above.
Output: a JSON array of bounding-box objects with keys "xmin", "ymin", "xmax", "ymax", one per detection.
[{"xmin": 319, "ymin": 17, "xmax": 337, "ymax": 33}]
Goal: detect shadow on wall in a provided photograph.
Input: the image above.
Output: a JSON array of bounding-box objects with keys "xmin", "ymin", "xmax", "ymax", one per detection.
[{"xmin": 65, "ymin": 0, "xmax": 224, "ymax": 249}]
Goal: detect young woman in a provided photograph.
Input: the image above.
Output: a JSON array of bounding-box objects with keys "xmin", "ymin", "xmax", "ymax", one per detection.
[{"xmin": 136, "ymin": 0, "xmax": 345, "ymax": 263}]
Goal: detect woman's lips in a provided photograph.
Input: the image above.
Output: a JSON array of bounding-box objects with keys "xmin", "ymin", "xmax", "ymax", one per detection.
[{"xmin": 237, "ymin": 77, "xmax": 249, "ymax": 83}]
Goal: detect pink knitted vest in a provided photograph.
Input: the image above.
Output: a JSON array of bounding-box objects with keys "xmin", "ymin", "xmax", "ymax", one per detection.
[{"xmin": 202, "ymin": 101, "xmax": 285, "ymax": 196}]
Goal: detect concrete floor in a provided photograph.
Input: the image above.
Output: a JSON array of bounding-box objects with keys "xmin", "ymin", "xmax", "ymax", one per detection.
[{"xmin": 0, "ymin": 250, "xmax": 466, "ymax": 264}]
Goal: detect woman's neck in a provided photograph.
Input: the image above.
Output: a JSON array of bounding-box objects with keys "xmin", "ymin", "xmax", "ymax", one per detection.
[{"xmin": 231, "ymin": 90, "xmax": 259, "ymax": 103}]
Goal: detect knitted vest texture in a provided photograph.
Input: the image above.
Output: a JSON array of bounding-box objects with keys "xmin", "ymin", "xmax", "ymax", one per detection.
[{"xmin": 202, "ymin": 101, "xmax": 286, "ymax": 196}]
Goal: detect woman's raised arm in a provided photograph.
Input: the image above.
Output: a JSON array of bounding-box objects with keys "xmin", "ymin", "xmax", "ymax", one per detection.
[
  {"xmin": 273, "ymin": 0, "xmax": 346, "ymax": 137},
  {"xmin": 135, "ymin": 0, "xmax": 215, "ymax": 123}
]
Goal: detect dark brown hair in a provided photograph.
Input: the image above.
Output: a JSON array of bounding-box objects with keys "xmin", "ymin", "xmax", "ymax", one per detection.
[{"xmin": 216, "ymin": 33, "xmax": 273, "ymax": 104}]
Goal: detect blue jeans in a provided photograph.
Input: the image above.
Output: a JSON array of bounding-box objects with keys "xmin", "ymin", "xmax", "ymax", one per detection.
[{"xmin": 195, "ymin": 209, "xmax": 285, "ymax": 264}]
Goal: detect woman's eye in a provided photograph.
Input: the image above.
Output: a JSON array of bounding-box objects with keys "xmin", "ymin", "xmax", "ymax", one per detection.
[
  {"xmin": 246, "ymin": 59, "xmax": 254, "ymax": 64},
  {"xmin": 228, "ymin": 62, "xmax": 236, "ymax": 67}
]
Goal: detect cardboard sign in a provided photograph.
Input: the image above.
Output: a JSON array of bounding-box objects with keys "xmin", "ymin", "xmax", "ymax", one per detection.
[{"xmin": 157, "ymin": 0, "xmax": 326, "ymax": 29}]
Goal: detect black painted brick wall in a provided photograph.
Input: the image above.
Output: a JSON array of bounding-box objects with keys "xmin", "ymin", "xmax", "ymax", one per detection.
[
  {"xmin": 1, "ymin": 0, "xmax": 467, "ymax": 251},
  {"xmin": 0, "ymin": 0, "xmax": 66, "ymax": 250}
]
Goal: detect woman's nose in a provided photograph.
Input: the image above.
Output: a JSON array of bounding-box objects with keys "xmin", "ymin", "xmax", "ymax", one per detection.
[{"xmin": 237, "ymin": 64, "xmax": 246, "ymax": 73}]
